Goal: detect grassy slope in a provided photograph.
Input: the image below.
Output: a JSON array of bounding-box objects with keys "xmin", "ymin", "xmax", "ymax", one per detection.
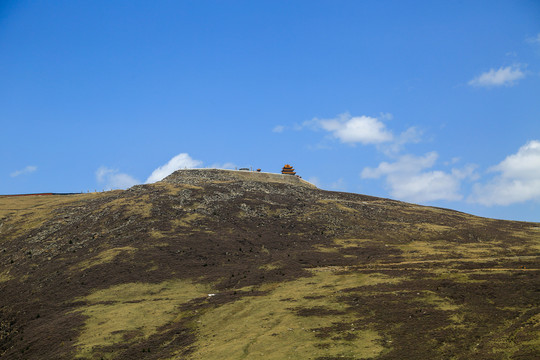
[{"xmin": 0, "ymin": 172, "xmax": 539, "ymax": 359}]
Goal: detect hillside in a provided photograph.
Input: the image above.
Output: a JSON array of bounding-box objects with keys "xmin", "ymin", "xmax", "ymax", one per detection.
[{"xmin": 0, "ymin": 169, "xmax": 539, "ymax": 359}]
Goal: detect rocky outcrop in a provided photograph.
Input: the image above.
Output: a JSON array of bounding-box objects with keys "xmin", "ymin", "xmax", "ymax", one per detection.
[{"xmin": 161, "ymin": 169, "xmax": 317, "ymax": 189}]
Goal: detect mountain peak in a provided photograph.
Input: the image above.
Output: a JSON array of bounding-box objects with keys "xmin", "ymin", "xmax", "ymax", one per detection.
[{"xmin": 161, "ymin": 168, "xmax": 317, "ymax": 189}]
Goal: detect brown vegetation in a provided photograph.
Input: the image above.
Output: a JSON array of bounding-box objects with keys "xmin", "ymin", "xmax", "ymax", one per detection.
[{"xmin": 0, "ymin": 169, "xmax": 538, "ymax": 359}]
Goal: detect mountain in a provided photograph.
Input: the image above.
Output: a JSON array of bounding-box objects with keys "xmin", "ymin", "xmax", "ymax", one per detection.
[{"xmin": 1, "ymin": 169, "xmax": 539, "ymax": 359}]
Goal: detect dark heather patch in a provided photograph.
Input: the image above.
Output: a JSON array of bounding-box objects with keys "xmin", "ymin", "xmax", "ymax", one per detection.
[{"xmin": 291, "ymin": 306, "xmax": 347, "ymax": 317}]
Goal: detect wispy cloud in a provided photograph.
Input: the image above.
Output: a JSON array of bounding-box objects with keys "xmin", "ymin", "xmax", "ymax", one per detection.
[
  {"xmin": 470, "ymin": 140, "xmax": 540, "ymax": 205},
  {"xmin": 330, "ymin": 178, "xmax": 346, "ymax": 191},
  {"xmin": 526, "ymin": 33, "xmax": 540, "ymax": 44},
  {"xmin": 96, "ymin": 167, "xmax": 140, "ymax": 190},
  {"xmin": 272, "ymin": 125, "xmax": 286, "ymax": 133},
  {"xmin": 380, "ymin": 126, "xmax": 423, "ymax": 156},
  {"xmin": 362, "ymin": 152, "xmax": 477, "ymax": 203},
  {"xmin": 146, "ymin": 153, "xmax": 203, "ymax": 183},
  {"xmin": 306, "ymin": 176, "xmax": 321, "ymax": 188},
  {"xmin": 468, "ymin": 65, "xmax": 525, "ymax": 87},
  {"xmin": 209, "ymin": 162, "xmax": 237, "ymax": 170},
  {"xmin": 10, "ymin": 165, "xmax": 37, "ymax": 177}
]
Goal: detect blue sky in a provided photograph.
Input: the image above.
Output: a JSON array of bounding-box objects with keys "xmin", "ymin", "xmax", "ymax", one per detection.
[{"xmin": 1, "ymin": 1, "xmax": 539, "ymax": 222}]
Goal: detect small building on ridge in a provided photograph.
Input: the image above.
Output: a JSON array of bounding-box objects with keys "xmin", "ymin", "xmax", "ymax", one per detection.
[{"xmin": 281, "ymin": 164, "xmax": 296, "ymax": 175}]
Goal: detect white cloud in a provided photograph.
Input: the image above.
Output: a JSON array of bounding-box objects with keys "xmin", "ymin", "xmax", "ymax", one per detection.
[
  {"xmin": 452, "ymin": 164, "xmax": 479, "ymax": 181},
  {"xmin": 96, "ymin": 167, "xmax": 113, "ymax": 183},
  {"xmin": 380, "ymin": 126, "xmax": 423, "ymax": 156},
  {"xmin": 302, "ymin": 113, "xmax": 420, "ymax": 152},
  {"xmin": 272, "ymin": 125, "xmax": 286, "ymax": 133},
  {"xmin": 146, "ymin": 153, "xmax": 203, "ymax": 183},
  {"xmin": 317, "ymin": 113, "xmax": 393, "ymax": 144},
  {"xmin": 362, "ymin": 152, "xmax": 476, "ymax": 203},
  {"xmin": 468, "ymin": 65, "xmax": 525, "ymax": 87},
  {"xmin": 96, "ymin": 166, "xmax": 140, "ymax": 190},
  {"xmin": 209, "ymin": 162, "xmax": 237, "ymax": 170},
  {"xmin": 379, "ymin": 112, "xmax": 394, "ymax": 121},
  {"xmin": 330, "ymin": 178, "xmax": 346, "ymax": 191},
  {"xmin": 392, "ymin": 172, "xmax": 463, "ymax": 202},
  {"xmin": 526, "ymin": 33, "xmax": 540, "ymax": 44},
  {"xmin": 306, "ymin": 176, "xmax": 321, "ymax": 188},
  {"xmin": 470, "ymin": 140, "xmax": 540, "ymax": 205},
  {"xmin": 445, "ymin": 157, "xmax": 461, "ymax": 166},
  {"xmin": 362, "ymin": 152, "xmax": 438, "ymax": 179},
  {"xmin": 10, "ymin": 165, "xmax": 37, "ymax": 177}
]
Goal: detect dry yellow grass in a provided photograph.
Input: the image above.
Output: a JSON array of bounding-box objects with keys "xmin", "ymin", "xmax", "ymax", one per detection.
[
  {"xmin": 486, "ymin": 312, "xmax": 540, "ymax": 357},
  {"xmin": 172, "ymin": 212, "xmax": 205, "ymax": 228},
  {"xmin": 258, "ymin": 261, "xmax": 284, "ymax": 271},
  {"xmin": 208, "ymin": 170, "xmax": 317, "ymax": 188},
  {"xmin": 74, "ymin": 246, "xmax": 137, "ymax": 271},
  {"xmin": 316, "ymin": 199, "xmax": 359, "ymax": 213},
  {"xmin": 421, "ymin": 291, "xmax": 461, "ymax": 311},
  {"xmin": 414, "ymin": 223, "xmax": 452, "ymax": 232},
  {"xmin": 185, "ymin": 271, "xmax": 400, "ymax": 360},
  {"xmin": 313, "ymin": 244, "xmax": 341, "ymax": 253},
  {"xmin": 333, "ymin": 238, "xmax": 377, "ymax": 248},
  {"xmin": 73, "ymin": 280, "xmax": 212, "ymax": 359},
  {"xmin": 0, "ymin": 194, "xmax": 85, "ymax": 219},
  {"xmin": 103, "ymin": 195, "xmax": 153, "ymax": 218},
  {"xmin": 386, "ymin": 237, "xmax": 526, "ymax": 264},
  {"xmin": 0, "ymin": 270, "xmax": 14, "ymax": 283},
  {"xmin": 0, "ymin": 194, "xmax": 106, "ymax": 240}
]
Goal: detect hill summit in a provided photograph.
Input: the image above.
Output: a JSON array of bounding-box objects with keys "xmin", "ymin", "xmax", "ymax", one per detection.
[
  {"xmin": 0, "ymin": 169, "xmax": 539, "ymax": 359},
  {"xmin": 161, "ymin": 168, "xmax": 317, "ymax": 188}
]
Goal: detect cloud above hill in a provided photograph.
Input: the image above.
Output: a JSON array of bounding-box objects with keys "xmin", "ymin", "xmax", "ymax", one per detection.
[
  {"xmin": 95, "ymin": 153, "xmax": 237, "ymax": 190},
  {"xmin": 96, "ymin": 167, "xmax": 140, "ymax": 190},
  {"xmin": 146, "ymin": 153, "xmax": 203, "ymax": 184},
  {"xmin": 468, "ymin": 65, "xmax": 525, "ymax": 87},
  {"xmin": 362, "ymin": 152, "xmax": 477, "ymax": 203},
  {"xmin": 316, "ymin": 113, "xmax": 394, "ymax": 144},
  {"xmin": 297, "ymin": 113, "xmax": 420, "ymax": 153},
  {"xmin": 470, "ymin": 140, "xmax": 540, "ymax": 205},
  {"xmin": 10, "ymin": 165, "xmax": 37, "ymax": 177}
]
